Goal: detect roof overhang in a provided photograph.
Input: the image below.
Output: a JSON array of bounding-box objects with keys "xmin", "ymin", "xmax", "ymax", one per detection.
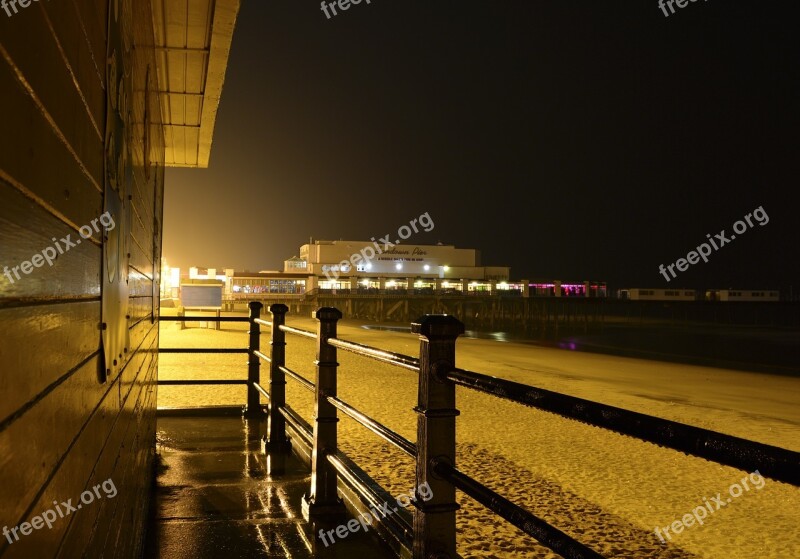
[{"xmin": 151, "ymin": 0, "xmax": 241, "ymax": 168}]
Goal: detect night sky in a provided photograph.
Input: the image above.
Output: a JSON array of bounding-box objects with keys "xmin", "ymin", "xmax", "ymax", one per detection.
[{"xmin": 163, "ymin": 0, "xmax": 799, "ymax": 293}]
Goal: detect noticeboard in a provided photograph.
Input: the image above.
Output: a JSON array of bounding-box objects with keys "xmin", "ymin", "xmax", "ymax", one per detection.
[{"xmin": 180, "ymin": 284, "xmax": 223, "ymax": 308}]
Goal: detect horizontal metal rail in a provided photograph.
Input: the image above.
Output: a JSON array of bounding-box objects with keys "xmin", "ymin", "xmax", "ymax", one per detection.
[
  {"xmin": 327, "ymin": 452, "xmax": 413, "ymax": 538},
  {"xmin": 280, "ymin": 366, "xmax": 315, "ymax": 392},
  {"xmin": 327, "ymin": 337, "xmax": 420, "ymax": 372},
  {"xmin": 279, "ymin": 405, "xmax": 312, "ymax": 444},
  {"xmin": 432, "ymin": 459, "xmax": 603, "ymax": 559},
  {"xmin": 447, "ymin": 367, "xmax": 800, "ymax": 486},
  {"xmin": 253, "ymin": 349, "xmax": 271, "ymax": 363},
  {"xmin": 157, "ymin": 379, "xmax": 248, "ymax": 385},
  {"xmin": 327, "ymin": 395, "xmax": 416, "ymax": 457},
  {"xmin": 279, "ymin": 324, "xmax": 317, "ymax": 339},
  {"xmin": 254, "ymin": 318, "xmax": 273, "ymax": 328},
  {"xmin": 159, "ymin": 348, "xmax": 248, "ymax": 354},
  {"xmin": 157, "ymin": 316, "xmax": 248, "ymax": 322},
  {"xmin": 252, "ymin": 381, "xmax": 270, "ymax": 401}
]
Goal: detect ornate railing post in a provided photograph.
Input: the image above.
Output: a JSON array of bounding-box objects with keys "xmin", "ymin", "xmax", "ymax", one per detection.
[
  {"xmin": 303, "ymin": 307, "xmax": 345, "ymax": 518},
  {"xmin": 266, "ymin": 303, "xmax": 290, "ymax": 474},
  {"xmin": 246, "ymin": 301, "xmax": 264, "ymax": 418},
  {"xmin": 411, "ymin": 314, "xmax": 463, "ymax": 559}
]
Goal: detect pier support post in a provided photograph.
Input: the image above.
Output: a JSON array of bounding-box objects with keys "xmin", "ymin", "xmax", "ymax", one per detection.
[
  {"xmin": 412, "ymin": 315, "xmax": 463, "ymax": 559},
  {"xmin": 303, "ymin": 307, "xmax": 345, "ymax": 518},
  {"xmin": 266, "ymin": 303, "xmax": 290, "ymax": 474},
  {"xmin": 246, "ymin": 301, "xmax": 264, "ymax": 418}
]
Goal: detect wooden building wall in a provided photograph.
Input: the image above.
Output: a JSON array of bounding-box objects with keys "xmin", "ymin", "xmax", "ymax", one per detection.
[{"xmin": 0, "ymin": 0, "xmax": 163, "ymax": 556}]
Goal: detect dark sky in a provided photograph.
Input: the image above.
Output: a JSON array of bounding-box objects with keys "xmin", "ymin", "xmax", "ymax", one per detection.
[{"xmin": 163, "ymin": 0, "xmax": 799, "ymax": 293}]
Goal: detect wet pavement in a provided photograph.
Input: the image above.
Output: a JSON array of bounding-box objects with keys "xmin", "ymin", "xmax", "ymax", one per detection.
[{"xmin": 143, "ymin": 413, "xmax": 398, "ymax": 558}]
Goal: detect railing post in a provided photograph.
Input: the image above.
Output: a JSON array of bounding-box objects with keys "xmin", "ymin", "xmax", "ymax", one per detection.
[
  {"xmin": 303, "ymin": 307, "xmax": 345, "ymax": 519},
  {"xmin": 246, "ymin": 301, "xmax": 264, "ymax": 418},
  {"xmin": 266, "ymin": 303, "xmax": 290, "ymax": 474},
  {"xmin": 411, "ymin": 314, "xmax": 464, "ymax": 559}
]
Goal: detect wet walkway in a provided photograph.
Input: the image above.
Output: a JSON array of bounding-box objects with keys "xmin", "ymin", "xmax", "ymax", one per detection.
[{"xmin": 143, "ymin": 413, "xmax": 398, "ymax": 558}]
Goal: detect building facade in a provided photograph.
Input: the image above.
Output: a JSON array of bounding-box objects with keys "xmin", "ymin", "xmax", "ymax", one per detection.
[{"xmin": 289, "ymin": 239, "xmax": 511, "ymax": 293}]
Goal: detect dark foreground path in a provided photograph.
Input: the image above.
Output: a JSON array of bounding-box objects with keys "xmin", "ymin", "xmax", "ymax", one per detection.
[{"xmin": 143, "ymin": 414, "xmax": 396, "ymax": 559}]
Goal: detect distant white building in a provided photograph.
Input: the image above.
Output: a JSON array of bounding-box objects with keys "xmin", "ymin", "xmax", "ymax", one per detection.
[
  {"xmin": 618, "ymin": 288, "xmax": 697, "ymax": 301},
  {"xmin": 285, "ymin": 239, "xmax": 511, "ymax": 293},
  {"xmin": 705, "ymin": 289, "xmax": 780, "ymax": 302},
  {"xmin": 616, "ymin": 288, "xmax": 780, "ymax": 302},
  {"xmin": 292, "ymin": 239, "xmax": 508, "ymax": 279}
]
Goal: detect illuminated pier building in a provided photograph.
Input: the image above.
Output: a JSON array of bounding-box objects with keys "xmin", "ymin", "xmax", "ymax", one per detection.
[{"xmin": 164, "ymin": 240, "xmax": 607, "ymax": 299}]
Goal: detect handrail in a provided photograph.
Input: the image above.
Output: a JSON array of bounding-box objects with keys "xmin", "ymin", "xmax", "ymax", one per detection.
[
  {"xmin": 327, "ymin": 337, "xmax": 419, "ymax": 372},
  {"xmin": 279, "ymin": 365, "xmax": 314, "ymax": 392},
  {"xmin": 253, "ymin": 349, "xmax": 271, "ymax": 363},
  {"xmin": 432, "ymin": 459, "xmax": 604, "ymax": 559},
  {"xmin": 160, "ymin": 348, "xmax": 248, "ymax": 354},
  {"xmin": 327, "ymin": 395, "xmax": 416, "ymax": 457},
  {"xmin": 252, "ymin": 381, "xmax": 270, "ymax": 401},
  {"xmin": 326, "ymin": 452, "xmax": 413, "ymax": 541},
  {"xmin": 279, "ymin": 324, "xmax": 317, "ymax": 339},
  {"xmin": 157, "ymin": 316, "xmax": 248, "ymax": 322},
  {"xmin": 446, "ymin": 366, "xmax": 800, "ymax": 486},
  {"xmin": 279, "ymin": 405, "xmax": 312, "ymax": 443},
  {"xmin": 158, "ymin": 379, "xmax": 248, "ymax": 385},
  {"xmin": 254, "ymin": 318, "xmax": 273, "ymax": 328}
]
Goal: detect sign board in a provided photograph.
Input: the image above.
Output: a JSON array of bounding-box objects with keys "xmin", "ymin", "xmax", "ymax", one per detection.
[{"xmin": 180, "ymin": 284, "xmax": 223, "ymax": 308}]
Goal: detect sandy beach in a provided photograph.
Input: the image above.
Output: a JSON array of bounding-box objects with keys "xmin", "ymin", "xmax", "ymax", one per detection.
[{"xmin": 157, "ymin": 310, "xmax": 800, "ymax": 559}]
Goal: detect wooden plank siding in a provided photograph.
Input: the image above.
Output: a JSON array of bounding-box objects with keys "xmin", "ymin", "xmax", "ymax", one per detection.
[{"xmin": 0, "ymin": 0, "xmax": 164, "ymax": 557}]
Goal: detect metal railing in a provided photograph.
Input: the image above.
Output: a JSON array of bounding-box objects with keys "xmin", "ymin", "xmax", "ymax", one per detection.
[{"xmin": 158, "ymin": 302, "xmax": 800, "ymax": 559}]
